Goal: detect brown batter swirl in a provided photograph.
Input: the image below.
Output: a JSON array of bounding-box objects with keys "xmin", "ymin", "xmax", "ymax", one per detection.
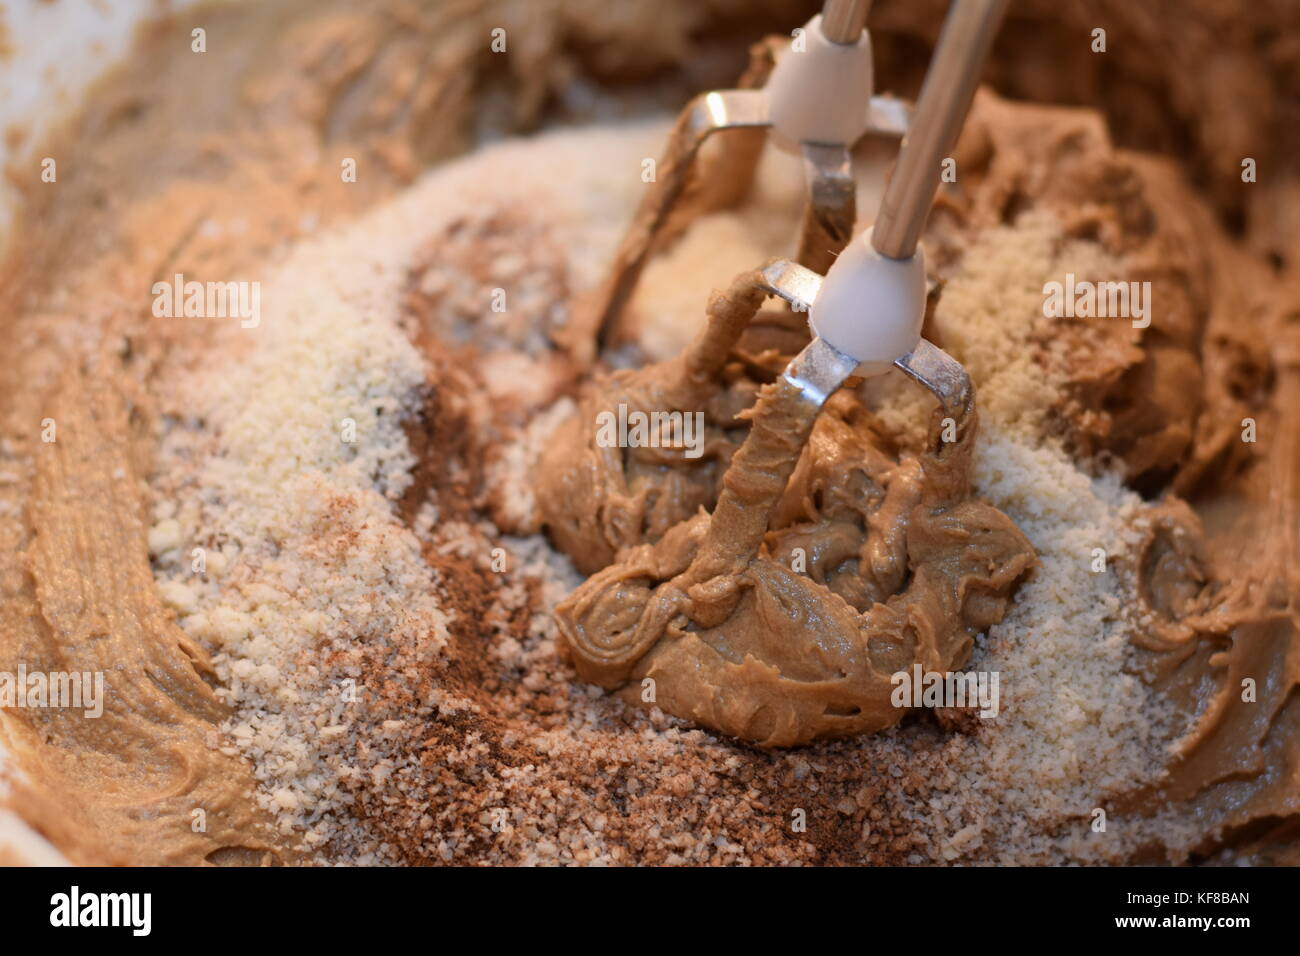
[{"xmin": 548, "ymin": 270, "xmax": 1035, "ymax": 746}]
